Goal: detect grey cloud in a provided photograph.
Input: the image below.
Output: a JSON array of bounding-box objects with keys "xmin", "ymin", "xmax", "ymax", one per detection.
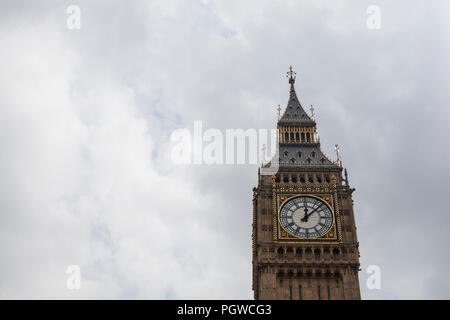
[{"xmin": 0, "ymin": 0, "xmax": 449, "ymax": 299}]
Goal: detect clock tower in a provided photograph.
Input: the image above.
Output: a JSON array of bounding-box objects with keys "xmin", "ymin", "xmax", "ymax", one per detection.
[{"xmin": 252, "ymin": 67, "xmax": 361, "ymax": 300}]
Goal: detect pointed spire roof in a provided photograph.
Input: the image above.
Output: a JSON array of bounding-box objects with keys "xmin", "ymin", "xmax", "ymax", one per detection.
[
  {"xmin": 268, "ymin": 66, "xmax": 339, "ymax": 169},
  {"xmin": 279, "ymin": 66, "xmax": 315, "ymax": 125}
]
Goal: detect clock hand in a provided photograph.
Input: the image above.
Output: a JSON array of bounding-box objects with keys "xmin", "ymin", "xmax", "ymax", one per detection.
[
  {"xmin": 304, "ymin": 203, "xmax": 324, "ymax": 219},
  {"xmin": 301, "ymin": 206, "xmax": 309, "ymax": 222}
]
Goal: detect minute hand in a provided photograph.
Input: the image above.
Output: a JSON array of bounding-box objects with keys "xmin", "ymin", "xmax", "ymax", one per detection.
[{"xmin": 304, "ymin": 204, "xmax": 323, "ymax": 219}]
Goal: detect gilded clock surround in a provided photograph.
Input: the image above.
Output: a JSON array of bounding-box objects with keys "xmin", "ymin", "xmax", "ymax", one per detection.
[{"xmin": 274, "ymin": 190, "xmax": 341, "ymax": 243}]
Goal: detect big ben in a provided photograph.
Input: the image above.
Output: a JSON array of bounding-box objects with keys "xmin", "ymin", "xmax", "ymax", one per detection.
[{"xmin": 252, "ymin": 66, "xmax": 361, "ymax": 300}]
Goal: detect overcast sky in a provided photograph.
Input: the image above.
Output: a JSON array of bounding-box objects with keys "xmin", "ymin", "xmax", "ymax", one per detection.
[{"xmin": 1, "ymin": 0, "xmax": 449, "ymax": 299}]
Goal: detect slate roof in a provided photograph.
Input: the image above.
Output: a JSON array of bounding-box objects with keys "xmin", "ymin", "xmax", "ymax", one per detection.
[
  {"xmin": 263, "ymin": 145, "xmax": 339, "ymax": 169},
  {"xmin": 279, "ymin": 145, "xmax": 337, "ymax": 168},
  {"xmin": 278, "ymin": 83, "xmax": 316, "ymax": 126}
]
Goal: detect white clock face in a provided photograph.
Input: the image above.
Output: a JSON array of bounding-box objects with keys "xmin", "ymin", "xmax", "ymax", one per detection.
[{"xmin": 279, "ymin": 196, "xmax": 333, "ymax": 239}]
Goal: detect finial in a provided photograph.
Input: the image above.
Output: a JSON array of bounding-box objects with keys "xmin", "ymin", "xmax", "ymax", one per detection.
[
  {"xmin": 310, "ymin": 104, "xmax": 315, "ymax": 120},
  {"xmin": 334, "ymin": 144, "xmax": 342, "ymax": 167},
  {"xmin": 344, "ymin": 168, "xmax": 349, "ymax": 186},
  {"xmin": 286, "ymin": 65, "xmax": 296, "ymax": 84},
  {"xmin": 277, "ymin": 104, "xmax": 281, "ymax": 120},
  {"xmin": 261, "ymin": 144, "xmax": 267, "ymax": 165}
]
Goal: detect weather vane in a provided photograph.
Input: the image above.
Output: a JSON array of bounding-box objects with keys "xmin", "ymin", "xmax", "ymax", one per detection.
[{"xmin": 286, "ymin": 65, "xmax": 296, "ymax": 84}]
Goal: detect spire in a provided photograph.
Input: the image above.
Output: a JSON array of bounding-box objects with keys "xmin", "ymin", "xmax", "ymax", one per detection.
[
  {"xmin": 279, "ymin": 65, "xmax": 315, "ymax": 124},
  {"xmin": 272, "ymin": 66, "xmax": 339, "ymax": 169}
]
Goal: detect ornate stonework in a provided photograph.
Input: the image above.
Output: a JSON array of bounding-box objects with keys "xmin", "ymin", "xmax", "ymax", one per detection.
[{"xmin": 252, "ymin": 67, "xmax": 361, "ymax": 300}]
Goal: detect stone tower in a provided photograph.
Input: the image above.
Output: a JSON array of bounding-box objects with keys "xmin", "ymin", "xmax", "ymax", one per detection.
[{"xmin": 252, "ymin": 67, "xmax": 361, "ymax": 300}]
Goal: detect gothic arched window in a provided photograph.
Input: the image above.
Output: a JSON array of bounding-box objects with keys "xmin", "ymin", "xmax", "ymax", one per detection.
[
  {"xmin": 314, "ymin": 249, "xmax": 321, "ymax": 260},
  {"xmin": 305, "ymin": 248, "xmax": 312, "ymax": 258},
  {"xmin": 332, "ymin": 249, "xmax": 340, "ymax": 260},
  {"xmin": 277, "ymin": 247, "xmax": 284, "ymax": 258}
]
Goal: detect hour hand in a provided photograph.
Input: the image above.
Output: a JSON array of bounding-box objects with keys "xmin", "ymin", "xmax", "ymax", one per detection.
[{"xmin": 301, "ymin": 207, "xmax": 309, "ymax": 222}]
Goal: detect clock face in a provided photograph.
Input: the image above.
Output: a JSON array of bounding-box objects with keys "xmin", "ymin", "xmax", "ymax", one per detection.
[{"xmin": 279, "ymin": 196, "xmax": 333, "ymax": 239}]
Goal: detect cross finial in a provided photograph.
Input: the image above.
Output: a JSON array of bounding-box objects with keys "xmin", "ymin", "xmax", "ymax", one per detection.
[
  {"xmin": 261, "ymin": 144, "xmax": 267, "ymax": 164},
  {"xmin": 310, "ymin": 104, "xmax": 315, "ymax": 120},
  {"xmin": 286, "ymin": 65, "xmax": 296, "ymax": 84},
  {"xmin": 277, "ymin": 104, "xmax": 281, "ymax": 120},
  {"xmin": 334, "ymin": 144, "xmax": 342, "ymax": 167}
]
